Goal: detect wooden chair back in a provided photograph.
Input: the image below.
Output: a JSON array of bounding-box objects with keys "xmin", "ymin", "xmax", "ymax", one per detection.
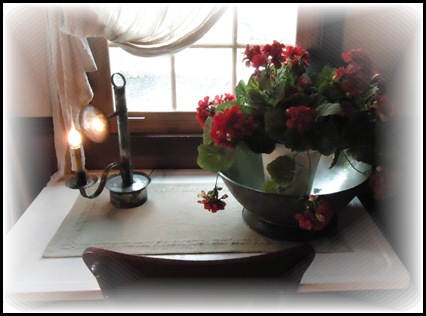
[{"xmin": 82, "ymin": 244, "xmax": 315, "ymax": 299}]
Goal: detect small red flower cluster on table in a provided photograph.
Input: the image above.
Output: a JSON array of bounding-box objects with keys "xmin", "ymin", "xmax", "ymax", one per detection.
[
  {"xmin": 294, "ymin": 195, "xmax": 334, "ymax": 231},
  {"xmin": 197, "ymin": 183, "xmax": 228, "ymax": 213}
]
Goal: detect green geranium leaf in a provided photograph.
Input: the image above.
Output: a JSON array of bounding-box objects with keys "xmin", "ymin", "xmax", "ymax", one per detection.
[
  {"xmin": 238, "ymin": 104, "xmax": 254, "ymax": 116},
  {"xmin": 197, "ymin": 143, "xmax": 236, "ymax": 173},
  {"xmin": 202, "ymin": 117, "xmax": 213, "ymax": 145},
  {"xmin": 216, "ymin": 101, "xmax": 235, "ymax": 112},
  {"xmin": 322, "ymin": 83, "xmax": 345, "ymax": 100},
  {"xmin": 314, "ymin": 66, "xmax": 344, "ymax": 100},
  {"xmin": 273, "ymin": 81, "xmax": 286, "ymax": 107},
  {"xmin": 285, "ymin": 92, "xmax": 311, "ymax": 108},
  {"xmin": 257, "ymin": 72, "xmax": 273, "ymax": 91},
  {"xmin": 263, "ymin": 179, "xmax": 293, "ymax": 193},
  {"xmin": 280, "ymin": 68, "xmax": 297, "ymax": 87},
  {"xmin": 353, "ymin": 95, "xmax": 366, "ymax": 109},
  {"xmin": 309, "ymin": 93, "xmax": 329, "ymax": 108},
  {"xmin": 312, "ymin": 116, "xmax": 343, "ymax": 156},
  {"xmin": 247, "ymin": 89, "xmax": 265, "ymax": 107},
  {"xmin": 283, "ymin": 129, "xmax": 311, "ymax": 152},
  {"xmin": 266, "ymin": 155, "xmax": 296, "ymax": 188},
  {"xmin": 342, "ymin": 112, "xmax": 375, "ymax": 164},
  {"xmin": 316, "ymin": 102, "xmax": 342, "ymax": 117},
  {"xmin": 319, "ymin": 65, "xmax": 334, "ymax": 79},
  {"xmin": 264, "ymin": 108, "xmax": 287, "ymax": 141},
  {"xmin": 244, "ymin": 126, "xmax": 276, "ymax": 154},
  {"xmin": 364, "ymin": 85, "xmax": 379, "ymax": 100},
  {"xmin": 329, "ymin": 149, "xmax": 341, "ymax": 169},
  {"xmin": 314, "ymin": 65, "xmax": 334, "ymax": 87},
  {"xmin": 263, "ymin": 180, "xmax": 280, "ymax": 193},
  {"xmin": 246, "ymin": 75, "xmax": 267, "ymax": 106},
  {"xmin": 235, "ymin": 80, "xmax": 247, "ymax": 105}
]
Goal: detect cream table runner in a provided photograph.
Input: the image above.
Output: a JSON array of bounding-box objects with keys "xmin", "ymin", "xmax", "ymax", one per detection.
[{"xmin": 43, "ymin": 183, "xmax": 348, "ymax": 257}]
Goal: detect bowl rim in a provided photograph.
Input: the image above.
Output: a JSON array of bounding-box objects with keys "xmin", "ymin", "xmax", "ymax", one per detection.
[
  {"xmin": 219, "ymin": 170, "xmax": 369, "ymax": 198},
  {"xmin": 219, "ymin": 171, "xmax": 307, "ymax": 198}
]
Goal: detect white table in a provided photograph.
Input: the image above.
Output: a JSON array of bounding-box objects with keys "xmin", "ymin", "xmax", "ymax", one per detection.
[{"xmin": 4, "ymin": 169, "xmax": 413, "ymax": 312}]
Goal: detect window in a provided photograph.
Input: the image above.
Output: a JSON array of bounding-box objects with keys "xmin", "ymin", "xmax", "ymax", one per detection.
[{"xmin": 92, "ymin": 4, "xmax": 299, "ymax": 134}]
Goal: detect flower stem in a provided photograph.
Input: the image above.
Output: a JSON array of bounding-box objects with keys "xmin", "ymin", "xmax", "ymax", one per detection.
[
  {"xmin": 342, "ymin": 150, "xmax": 371, "ymax": 175},
  {"xmin": 305, "ymin": 150, "xmax": 312, "ymax": 195}
]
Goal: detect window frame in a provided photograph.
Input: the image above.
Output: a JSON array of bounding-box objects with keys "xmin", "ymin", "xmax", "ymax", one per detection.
[
  {"xmin": 88, "ymin": 6, "xmax": 332, "ymax": 135},
  {"xmin": 88, "ymin": 6, "xmax": 238, "ymax": 135},
  {"xmin": 84, "ymin": 6, "xmax": 346, "ymax": 170}
]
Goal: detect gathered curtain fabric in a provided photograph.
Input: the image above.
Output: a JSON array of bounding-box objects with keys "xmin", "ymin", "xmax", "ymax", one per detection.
[{"xmin": 48, "ymin": 4, "xmax": 228, "ymax": 179}]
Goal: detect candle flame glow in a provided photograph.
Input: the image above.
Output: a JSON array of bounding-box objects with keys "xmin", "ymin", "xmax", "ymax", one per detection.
[{"xmin": 68, "ymin": 124, "xmax": 82, "ymax": 148}]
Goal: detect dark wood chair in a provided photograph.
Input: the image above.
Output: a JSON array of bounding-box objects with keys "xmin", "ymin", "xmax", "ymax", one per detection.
[{"xmin": 82, "ymin": 245, "xmax": 315, "ymax": 300}]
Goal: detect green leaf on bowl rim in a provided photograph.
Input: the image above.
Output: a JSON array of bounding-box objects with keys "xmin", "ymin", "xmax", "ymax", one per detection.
[
  {"xmin": 266, "ymin": 155, "xmax": 296, "ymax": 189},
  {"xmin": 197, "ymin": 143, "xmax": 236, "ymax": 173}
]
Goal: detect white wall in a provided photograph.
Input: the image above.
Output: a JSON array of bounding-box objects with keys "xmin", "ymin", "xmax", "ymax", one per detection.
[
  {"xmin": 4, "ymin": 5, "xmax": 56, "ymax": 231},
  {"xmin": 343, "ymin": 5, "xmax": 421, "ymax": 108},
  {"xmin": 5, "ymin": 4, "xmax": 52, "ymax": 117}
]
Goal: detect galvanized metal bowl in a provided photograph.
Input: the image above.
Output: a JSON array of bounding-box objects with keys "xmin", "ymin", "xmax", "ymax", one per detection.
[{"xmin": 220, "ymin": 150, "xmax": 371, "ymax": 241}]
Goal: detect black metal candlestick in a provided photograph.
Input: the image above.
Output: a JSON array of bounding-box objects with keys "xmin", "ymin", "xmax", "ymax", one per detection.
[
  {"xmin": 112, "ymin": 73, "xmax": 133, "ymax": 186},
  {"xmin": 66, "ymin": 73, "xmax": 151, "ymax": 208},
  {"xmin": 104, "ymin": 73, "xmax": 150, "ymax": 208}
]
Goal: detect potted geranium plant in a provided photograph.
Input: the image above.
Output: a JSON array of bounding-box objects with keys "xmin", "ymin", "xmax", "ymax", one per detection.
[{"xmin": 196, "ymin": 40, "xmax": 394, "ymax": 234}]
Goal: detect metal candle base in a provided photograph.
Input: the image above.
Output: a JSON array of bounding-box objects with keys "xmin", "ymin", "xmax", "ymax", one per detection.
[
  {"xmin": 65, "ymin": 173, "xmax": 98, "ymax": 189},
  {"xmin": 106, "ymin": 171, "xmax": 151, "ymax": 208}
]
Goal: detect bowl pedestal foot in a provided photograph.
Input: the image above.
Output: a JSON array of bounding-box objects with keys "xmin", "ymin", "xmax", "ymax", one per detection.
[{"xmin": 242, "ymin": 208, "xmax": 337, "ymax": 242}]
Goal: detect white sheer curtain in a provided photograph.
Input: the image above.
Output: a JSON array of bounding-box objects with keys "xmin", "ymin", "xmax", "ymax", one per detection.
[{"xmin": 49, "ymin": 4, "xmax": 228, "ymax": 179}]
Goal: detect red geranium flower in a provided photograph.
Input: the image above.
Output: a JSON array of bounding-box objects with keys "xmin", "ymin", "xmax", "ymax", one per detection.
[
  {"xmin": 295, "ymin": 197, "xmax": 334, "ymax": 231},
  {"xmin": 294, "ymin": 211, "xmax": 316, "ymax": 230},
  {"xmin": 283, "ymin": 45, "xmax": 310, "ymax": 67},
  {"xmin": 262, "ymin": 40, "xmax": 286, "ymax": 69},
  {"xmin": 215, "ymin": 93, "xmax": 236, "ymax": 104},
  {"xmin": 243, "ymin": 45, "xmax": 263, "ymax": 69},
  {"xmin": 334, "ymin": 64, "xmax": 370, "ymax": 97},
  {"xmin": 196, "ymin": 94, "xmax": 237, "ymax": 127},
  {"xmin": 285, "ymin": 105, "xmax": 316, "ymax": 134},
  {"xmin": 197, "ymin": 181, "xmax": 228, "ymax": 213},
  {"xmin": 342, "ymin": 48, "xmax": 372, "ymax": 74},
  {"xmin": 368, "ymin": 166, "xmax": 396, "ymax": 200},
  {"xmin": 210, "ymin": 105, "xmax": 255, "ymax": 148},
  {"xmin": 371, "ymin": 95, "xmax": 393, "ymax": 121}
]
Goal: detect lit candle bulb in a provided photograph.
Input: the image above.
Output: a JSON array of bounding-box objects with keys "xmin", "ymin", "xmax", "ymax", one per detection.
[{"xmin": 68, "ymin": 125, "xmax": 85, "ymax": 172}]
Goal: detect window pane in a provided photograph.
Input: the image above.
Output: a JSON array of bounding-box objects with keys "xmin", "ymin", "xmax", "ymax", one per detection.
[
  {"xmin": 108, "ymin": 47, "xmax": 171, "ymax": 112},
  {"xmin": 195, "ymin": 8, "xmax": 233, "ymax": 45},
  {"xmin": 107, "ymin": 5, "xmax": 299, "ymax": 115},
  {"xmin": 238, "ymin": 4, "xmax": 298, "ymax": 45},
  {"xmin": 175, "ymin": 48, "xmax": 232, "ymax": 111},
  {"xmin": 236, "ymin": 48, "xmax": 254, "ymax": 85}
]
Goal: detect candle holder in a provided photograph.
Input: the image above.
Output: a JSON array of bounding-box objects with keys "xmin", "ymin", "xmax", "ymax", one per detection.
[{"xmin": 65, "ymin": 73, "xmax": 151, "ymax": 208}]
